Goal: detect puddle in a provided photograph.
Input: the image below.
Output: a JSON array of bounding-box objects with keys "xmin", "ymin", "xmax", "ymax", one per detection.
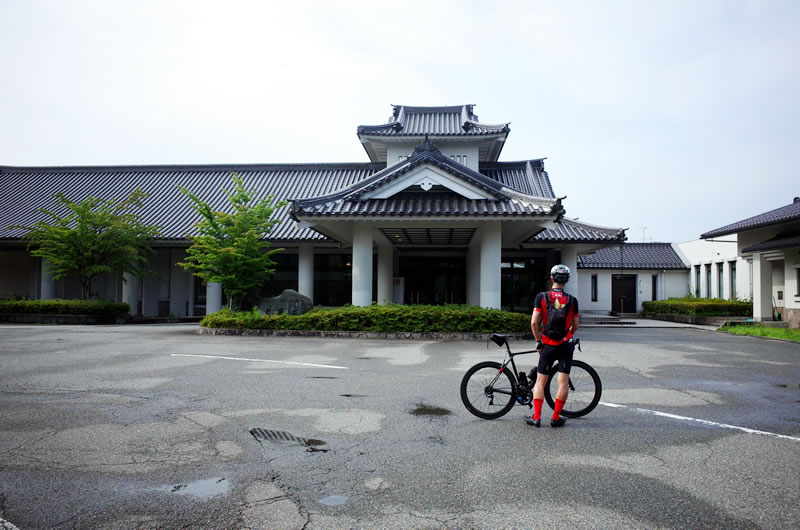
[
  {"xmin": 307, "ymin": 376, "xmax": 338, "ymax": 379},
  {"xmin": 305, "ymin": 438, "xmax": 329, "ymax": 453},
  {"xmin": 159, "ymin": 477, "xmax": 229, "ymax": 499},
  {"xmin": 319, "ymin": 495, "xmax": 348, "ymax": 506},
  {"xmin": 410, "ymin": 403, "xmax": 452, "ymax": 417},
  {"xmin": 340, "ymin": 394, "xmax": 366, "ymax": 398},
  {"xmin": 775, "ymin": 384, "xmax": 800, "ymax": 388}
]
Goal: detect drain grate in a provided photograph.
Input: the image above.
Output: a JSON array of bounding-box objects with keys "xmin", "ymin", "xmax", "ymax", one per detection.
[{"xmin": 249, "ymin": 428, "xmax": 329, "ymax": 452}]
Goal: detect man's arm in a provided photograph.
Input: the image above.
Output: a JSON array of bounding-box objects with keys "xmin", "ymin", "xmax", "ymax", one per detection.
[{"xmin": 531, "ymin": 310, "xmax": 542, "ymax": 341}]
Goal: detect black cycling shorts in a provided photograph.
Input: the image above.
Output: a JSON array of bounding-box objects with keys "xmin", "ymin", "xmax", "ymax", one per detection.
[{"xmin": 537, "ymin": 340, "xmax": 575, "ymax": 375}]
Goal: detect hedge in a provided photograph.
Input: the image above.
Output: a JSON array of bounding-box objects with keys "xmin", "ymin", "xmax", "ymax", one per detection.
[
  {"xmin": 642, "ymin": 297, "xmax": 751, "ymax": 317},
  {"xmin": 201, "ymin": 304, "xmax": 531, "ymax": 333},
  {"xmin": 0, "ymin": 299, "xmax": 130, "ymax": 316}
]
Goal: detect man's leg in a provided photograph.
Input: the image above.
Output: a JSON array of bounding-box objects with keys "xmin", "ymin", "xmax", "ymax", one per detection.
[{"xmin": 551, "ymin": 371, "xmax": 569, "ymax": 427}]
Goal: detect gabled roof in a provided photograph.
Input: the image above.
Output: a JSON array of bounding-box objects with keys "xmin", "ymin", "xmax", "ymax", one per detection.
[
  {"xmin": 701, "ymin": 197, "xmax": 800, "ymax": 238},
  {"xmin": 357, "ymin": 105, "xmax": 509, "ymax": 137},
  {"xmin": 741, "ymin": 234, "xmax": 800, "ymax": 253},
  {"xmin": 292, "ymin": 140, "xmax": 563, "ymax": 219},
  {"xmin": 529, "ymin": 218, "xmax": 626, "ymax": 244},
  {"xmin": 578, "ymin": 242, "xmax": 688, "ymax": 270}
]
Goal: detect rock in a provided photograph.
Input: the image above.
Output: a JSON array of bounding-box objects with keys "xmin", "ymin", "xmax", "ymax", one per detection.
[{"xmin": 257, "ymin": 289, "xmax": 312, "ymax": 315}]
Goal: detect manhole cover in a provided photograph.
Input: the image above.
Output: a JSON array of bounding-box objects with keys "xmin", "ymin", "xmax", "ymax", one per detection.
[{"xmin": 249, "ymin": 428, "xmax": 328, "ymax": 452}]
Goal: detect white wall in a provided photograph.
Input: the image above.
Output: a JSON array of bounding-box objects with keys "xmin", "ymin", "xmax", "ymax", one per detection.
[
  {"xmin": 676, "ymin": 238, "xmax": 750, "ymax": 300},
  {"xmin": 577, "ymin": 269, "xmax": 690, "ymax": 313}
]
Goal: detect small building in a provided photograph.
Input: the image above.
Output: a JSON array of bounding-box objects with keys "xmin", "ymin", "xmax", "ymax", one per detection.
[
  {"xmin": 0, "ymin": 104, "xmax": 627, "ymax": 314},
  {"xmin": 701, "ymin": 198, "xmax": 800, "ymax": 326},
  {"xmin": 576, "ymin": 243, "xmax": 689, "ymax": 314}
]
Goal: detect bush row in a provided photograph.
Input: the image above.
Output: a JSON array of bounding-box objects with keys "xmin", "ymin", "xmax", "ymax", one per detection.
[
  {"xmin": 201, "ymin": 304, "xmax": 531, "ymax": 333},
  {"xmin": 0, "ymin": 299, "xmax": 130, "ymax": 316},
  {"xmin": 642, "ymin": 297, "xmax": 751, "ymax": 316}
]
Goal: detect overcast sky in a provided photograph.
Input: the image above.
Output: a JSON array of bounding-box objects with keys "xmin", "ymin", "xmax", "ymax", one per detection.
[{"xmin": 1, "ymin": 0, "xmax": 798, "ymax": 243}]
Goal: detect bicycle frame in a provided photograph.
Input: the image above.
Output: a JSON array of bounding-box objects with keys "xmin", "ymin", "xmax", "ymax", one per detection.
[{"xmin": 488, "ymin": 336, "xmax": 582, "ymax": 396}]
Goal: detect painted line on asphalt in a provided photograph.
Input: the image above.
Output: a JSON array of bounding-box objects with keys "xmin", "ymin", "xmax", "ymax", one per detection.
[
  {"xmin": 170, "ymin": 353, "xmax": 349, "ymax": 370},
  {"xmin": 599, "ymin": 402, "xmax": 800, "ymax": 442}
]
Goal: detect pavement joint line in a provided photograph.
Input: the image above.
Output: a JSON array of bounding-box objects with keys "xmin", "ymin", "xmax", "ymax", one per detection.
[
  {"xmin": 170, "ymin": 353, "xmax": 349, "ymax": 370},
  {"xmin": 599, "ymin": 402, "xmax": 800, "ymax": 442}
]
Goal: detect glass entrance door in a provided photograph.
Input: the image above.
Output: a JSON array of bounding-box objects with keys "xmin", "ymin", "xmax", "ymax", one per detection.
[{"xmin": 399, "ymin": 256, "xmax": 466, "ymax": 305}]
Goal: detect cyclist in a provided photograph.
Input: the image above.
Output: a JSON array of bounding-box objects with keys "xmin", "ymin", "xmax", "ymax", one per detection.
[{"xmin": 525, "ymin": 264, "xmax": 580, "ymax": 428}]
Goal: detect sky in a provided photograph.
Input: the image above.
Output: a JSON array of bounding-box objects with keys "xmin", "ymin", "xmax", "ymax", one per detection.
[{"xmin": 1, "ymin": 0, "xmax": 798, "ymax": 243}]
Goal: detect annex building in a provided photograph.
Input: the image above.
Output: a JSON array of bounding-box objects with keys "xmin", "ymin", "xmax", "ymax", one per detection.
[{"xmin": 0, "ymin": 105, "xmax": 629, "ymax": 315}]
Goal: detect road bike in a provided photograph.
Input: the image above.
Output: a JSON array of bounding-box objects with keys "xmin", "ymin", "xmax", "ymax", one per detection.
[{"xmin": 460, "ymin": 333, "xmax": 602, "ymax": 420}]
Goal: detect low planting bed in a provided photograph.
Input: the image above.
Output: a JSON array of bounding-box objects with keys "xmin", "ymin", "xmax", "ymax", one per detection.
[
  {"xmin": 0, "ymin": 299, "xmax": 130, "ymax": 324},
  {"xmin": 201, "ymin": 304, "xmax": 531, "ymax": 336},
  {"xmin": 643, "ymin": 297, "xmax": 751, "ymax": 317}
]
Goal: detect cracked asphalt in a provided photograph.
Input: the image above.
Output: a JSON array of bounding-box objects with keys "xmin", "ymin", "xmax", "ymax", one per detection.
[{"xmin": 0, "ymin": 324, "xmax": 798, "ymax": 528}]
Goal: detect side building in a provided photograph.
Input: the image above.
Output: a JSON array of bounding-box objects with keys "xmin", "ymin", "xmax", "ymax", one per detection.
[{"xmin": 0, "ymin": 104, "xmax": 627, "ymax": 315}]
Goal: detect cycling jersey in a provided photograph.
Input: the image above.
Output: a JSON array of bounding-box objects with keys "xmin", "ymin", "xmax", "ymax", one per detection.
[{"xmin": 532, "ymin": 288, "xmax": 579, "ymax": 346}]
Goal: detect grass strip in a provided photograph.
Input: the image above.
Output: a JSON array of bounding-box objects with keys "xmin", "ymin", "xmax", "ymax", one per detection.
[{"xmin": 719, "ymin": 325, "xmax": 800, "ymax": 342}]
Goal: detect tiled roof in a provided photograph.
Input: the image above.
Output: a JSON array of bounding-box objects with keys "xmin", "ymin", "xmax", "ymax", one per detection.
[
  {"xmin": 741, "ymin": 234, "xmax": 800, "ymax": 253},
  {"xmin": 530, "ymin": 218, "xmax": 626, "ymax": 243},
  {"xmin": 357, "ymin": 105, "xmax": 509, "ymax": 137},
  {"xmin": 293, "ymin": 140, "xmax": 562, "ymax": 219},
  {"xmin": 701, "ymin": 198, "xmax": 800, "ymax": 238},
  {"xmin": 0, "ymin": 164, "xmax": 382, "ymax": 241},
  {"xmin": 480, "ymin": 160, "xmax": 553, "ymax": 198},
  {"xmin": 578, "ymin": 243, "xmax": 688, "ymax": 270}
]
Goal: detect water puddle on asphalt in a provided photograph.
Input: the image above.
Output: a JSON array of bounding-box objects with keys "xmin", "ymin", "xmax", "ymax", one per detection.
[
  {"xmin": 158, "ymin": 477, "xmax": 229, "ymax": 499},
  {"xmin": 409, "ymin": 403, "xmax": 452, "ymax": 417},
  {"xmin": 319, "ymin": 495, "xmax": 348, "ymax": 506}
]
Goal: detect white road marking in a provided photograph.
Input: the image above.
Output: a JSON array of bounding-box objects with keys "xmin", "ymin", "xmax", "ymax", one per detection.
[
  {"xmin": 170, "ymin": 353, "xmax": 349, "ymax": 370},
  {"xmin": 599, "ymin": 401, "xmax": 800, "ymax": 442}
]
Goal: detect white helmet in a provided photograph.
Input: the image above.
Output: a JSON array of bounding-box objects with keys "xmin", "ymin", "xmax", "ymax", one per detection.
[{"xmin": 550, "ymin": 264, "xmax": 571, "ymax": 283}]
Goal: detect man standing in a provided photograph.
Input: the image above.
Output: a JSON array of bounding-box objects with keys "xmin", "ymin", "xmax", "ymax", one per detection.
[{"xmin": 525, "ymin": 264, "xmax": 580, "ymax": 428}]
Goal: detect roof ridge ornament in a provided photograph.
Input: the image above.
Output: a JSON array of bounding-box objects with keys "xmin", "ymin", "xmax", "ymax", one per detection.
[{"xmin": 414, "ymin": 136, "xmax": 440, "ymax": 155}]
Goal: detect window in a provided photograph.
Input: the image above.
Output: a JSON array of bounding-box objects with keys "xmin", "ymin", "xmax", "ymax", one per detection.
[
  {"xmin": 652, "ymin": 274, "xmax": 658, "ymax": 301},
  {"xmin": 730, "ymin": 262, "xmax": 737, "ymax": 299},
  {"xmin": 591, "ymin": 275, "xmax": 598, "ymax": 302},
  {"xmin": 695, "ymin": 266, "xmax": 701, "ymax": 297},
  {"xmin": 717, "ymin": 263, "xmax": 724, "ymax": 299},
  {"xmin": 706, "ymin": 264, "xmax": 712, "ymax": 298}
]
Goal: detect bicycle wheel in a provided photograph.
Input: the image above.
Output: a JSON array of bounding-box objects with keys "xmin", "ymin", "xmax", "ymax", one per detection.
[
  {"xmin": 543, "ymin": 360, "xmax": 601, "ymax": 418},
  {"xmin": 460, "ymin": 361, "xmax": 517, "ymax": 419}
]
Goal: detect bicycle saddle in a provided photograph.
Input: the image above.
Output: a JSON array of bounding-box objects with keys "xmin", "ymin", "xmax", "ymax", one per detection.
[{"xmin": 489, "ymin": 333, "xmax": 509, "ymax": 347}]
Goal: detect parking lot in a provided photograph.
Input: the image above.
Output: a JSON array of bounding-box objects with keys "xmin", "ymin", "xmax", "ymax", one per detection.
[{"xmin": 1, "ymin": 324, "xmax": 798, "ymax": 528}]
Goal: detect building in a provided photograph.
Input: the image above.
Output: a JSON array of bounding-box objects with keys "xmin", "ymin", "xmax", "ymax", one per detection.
[
  {"xmin": 676, "ymin": 237, "xmax": 750, "ymax": 302},
  {"xmin": 701, "ymin": 198, "xmax": 800, "ymax": 326},
  {"xmin": 0, "ymin": 104, "xmax": 628, "ymax": 315}
]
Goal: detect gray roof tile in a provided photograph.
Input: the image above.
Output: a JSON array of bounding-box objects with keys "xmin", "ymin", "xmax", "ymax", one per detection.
[
  {"xmin": 578, "ymin": 243, "xmax": 687, "ymax": 270},
  {"xmin": 357, "ymin": 104, "xmax": 509, "ymax": 137},
  {"xmin": 741, "ymin": 234, "xmax": 800, "ymax": 253},
  {"xmin": 531, "ymin": 219, "xmax": 626, "ymax": 243},
  {"xmin": 701, "ymin": 198, "xmax": 800, "ymax": 238}
]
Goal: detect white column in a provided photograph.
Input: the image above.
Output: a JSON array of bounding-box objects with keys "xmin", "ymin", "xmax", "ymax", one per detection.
[
  {"xmin": 40, "ymin": 258, "xmax": 55, "ymax": 300},
  {"xmin": 752, "ymin": 253, "xmax": 772, "ymax": 321},
  {"xmin": 352, "ymin": 223, "xmax": 373, "ymax": 306},
  {"xmin": 467, "ymin": 243, "xmax": 480, "ymax": 305},
  {"xmin": 560, "ymin": 246, "xmax": 578, "ymax": 289},
  {"xmin": 479, "ymin": 222, "xmax": 502, "ymax": 309},
  {"xmin": 377, "ymin": 244, "xmax": 393, "ymax": 305},
  {"xmin": 122, "ymin": 273, "xmax": 139, "ymax": 315},
  {"xmin": 298, "ymin": 245, "xmax": 314, "ymax": 303},
  {"xmin": 206, "ymin": 282, "xmax": 222, "ymax": 314}
]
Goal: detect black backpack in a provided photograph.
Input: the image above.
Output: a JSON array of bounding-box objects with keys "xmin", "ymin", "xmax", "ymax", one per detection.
[{"xmin": 543, "ymin": 291, "xmax": 573, "ymax": 341}]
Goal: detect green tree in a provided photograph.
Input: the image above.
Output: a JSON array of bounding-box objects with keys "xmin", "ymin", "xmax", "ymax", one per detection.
[
  {"xmin": 178, "ymin": 173, "xmax": 286, "ymax": 310},
  {"xmin": 9, "ymin": 189, "xmax": 161, "ymax": 300}
]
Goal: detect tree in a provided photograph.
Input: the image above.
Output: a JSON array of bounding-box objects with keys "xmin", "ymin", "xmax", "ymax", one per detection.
[
  {"xmin": 178, "ymin": 173, "xmax": 287, "ymax": 310},
  {"xmin": 9, "ymin": 189, "xmax": 161, "ymax": 300}
]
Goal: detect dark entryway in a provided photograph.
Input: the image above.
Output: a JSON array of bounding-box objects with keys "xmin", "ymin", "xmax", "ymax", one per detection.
[
  {"xmin": 399, "ymin": 256, "xmax": 466, "ymax": 305},
  {"xmin": 611, "ymin": 274, "xmax": 637, "ymax": 314},
  {"xmin": 501, "ymin": 257, "xmax": 549, "ymax": 313}
]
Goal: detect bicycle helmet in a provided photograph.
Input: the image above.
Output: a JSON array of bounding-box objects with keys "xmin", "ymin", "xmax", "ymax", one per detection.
[{"xmin": 550, "ymin": 264, "xmax": 571, "ymax": 284}]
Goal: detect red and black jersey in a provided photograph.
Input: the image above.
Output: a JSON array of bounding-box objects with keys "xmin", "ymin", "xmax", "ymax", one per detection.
[{"xmin": 532, "ymin": 289, "xmax": 579, "ymax": 345}]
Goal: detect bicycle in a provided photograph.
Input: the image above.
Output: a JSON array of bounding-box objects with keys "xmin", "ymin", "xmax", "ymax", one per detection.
[{"xmin": 460, "ymin": 333, "xmax": 602, "ymax": 420}]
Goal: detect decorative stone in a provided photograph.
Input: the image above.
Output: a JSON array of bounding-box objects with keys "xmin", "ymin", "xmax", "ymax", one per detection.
[{"xmin": 257, "ymin": 289, "xmax": 313, "ymax": 316}]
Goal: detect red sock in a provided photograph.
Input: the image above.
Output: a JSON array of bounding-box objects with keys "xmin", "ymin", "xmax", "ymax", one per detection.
[
  {"xmin": 533, "ymin": 398, "xmax": 543, "ymax": 420},
  {"xmin": 553, "ymin": 398, "xmax": 566, "ymax": 420}
]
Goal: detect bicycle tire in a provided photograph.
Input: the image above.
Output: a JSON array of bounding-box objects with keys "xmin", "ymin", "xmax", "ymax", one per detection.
[
  {"xmin": 460, "ymin": 361, "xmax": 517, "ymax": 419},
  {"xmin": 543, "ymin": 360, "xmax": 601, "ymax": 418}
]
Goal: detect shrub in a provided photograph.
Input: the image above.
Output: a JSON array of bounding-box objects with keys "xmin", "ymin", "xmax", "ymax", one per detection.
[
  {"xmin": 200, "ymin": 304, "xmax": 531, "ymax": 333},
  {"xmin": 0, "ymin": 299, "xmax": 130, "ymax": 316},
  {"xmin": 642, "ymin": 296, "xmax": 751, "ymax": 317}
]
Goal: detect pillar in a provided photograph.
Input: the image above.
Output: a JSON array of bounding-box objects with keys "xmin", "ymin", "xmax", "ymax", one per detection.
[
  {"xmin": 298, "ymin": 245, "xmax": 314, "ymax": 303},
  {"xmin": 467, "ymin": 243, "xmax": 480, "ymax": 305},
  {"xmin": 122, "ymin": 273, "xmax": 139, "ymax": 315},
  {"xmin": 377, "ymin": 244, "xmax": 393, "ymax": 305},
  {"xmin": 560, "ymin": 246, "xmax": 578, "ymax": 290},
  {"xmin": 752, "ymin": 253, "xmax": 772, "ymax": 321},
  {"xmin": 479, "ymin": 222, "xmax": 501, "ymax": 309},
  {"xmin": 352, "ymin": 223, "xmax": 373, "ymax": 306},
  {"xmin": 40, "ymin": 258, "xmax": 55, "ymax": 300},
  {"xmin": 206, "ymin": 282, "xmax": 222, "ymax": 314}
]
